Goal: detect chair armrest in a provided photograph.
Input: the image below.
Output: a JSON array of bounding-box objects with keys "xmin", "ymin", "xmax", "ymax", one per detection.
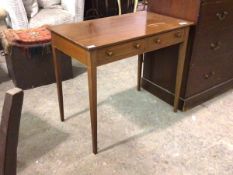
[
  {"xmin": 0, "ymin": 8, "xmax": 7, "ymax": 34},
  {"xmin": 0, "ymin": 8, "xmax": 7, "ymax": 20},
  {"xmin": 1, "ymin": 0, "xmax": 28, "ymax": 29}
]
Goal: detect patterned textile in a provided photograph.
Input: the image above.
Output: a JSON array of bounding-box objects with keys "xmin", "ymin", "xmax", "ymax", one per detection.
[
  {"xmin": 61, "ymin": 0, "xmax": 85, "ymax": 22},
  {"xmin": 22, "ymin": 0, "xmax": 39, "ymax": 18},
  {"xmin": 29, "ymin": 8, "xmax": 74, "ymax": 28},
  {"xmin": 1, "ymin": 0, "xmax": 28, "ymax": 29},
  {"xmin": 3, "ymin": 27, "xmax": 51, "ymax": 45},
  {"xmin": 37, "ymin": 0, "xmax": 61, "ymax": 8}
]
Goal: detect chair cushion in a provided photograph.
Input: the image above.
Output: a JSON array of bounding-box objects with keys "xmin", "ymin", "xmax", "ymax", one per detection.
[
  {"xmin": 37, "ymin": 0, "xmax": 61, "ymax": 8},
  {"xmin": 22, "ymin": 0, "xmax": 39, "ymax": 18},
  {"xmin": 3, "ymin": 27, "xmax": 51, "ymax": 45},
  {"xmin": 29, "ymin": 8, "xmax": 74, "ymax": 28}
]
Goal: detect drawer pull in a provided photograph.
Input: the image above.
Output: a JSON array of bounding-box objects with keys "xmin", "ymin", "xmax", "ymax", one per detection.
[
  {"xmin": 154, "ymin": 38, "xmax": 161, "ymax": 44},
  {"xmin": 216, "ymin": 11, "xmax": 229, "ymax": 21},
  {"xmin": 204, "ymin": 74, "xmax": 209, "ymax": 79},
  {"xmin": 210, "ymin": 42, "xmax": 221, "ymax": 51},
  {"xmin": 134, "ymin": 43, "xmax": 141, "ymax": 49},
  {"xmin": 106, "ymin": 51, "xmax": 113, "ymax": 57},
  {"xmin": 204, "ymin": 71, "xmax": 215, "ymax": 79},
  {"xmin": 175, "ymin": 31, "xmax": 182, "ymax": 38}
]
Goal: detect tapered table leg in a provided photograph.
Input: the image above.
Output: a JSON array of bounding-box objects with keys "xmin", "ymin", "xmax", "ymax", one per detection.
[
  {"xmin": 174, "ymin": 28, "xmax": 190, "ymax": 112},
  {"xmin": 52, "ymin": 46, "xmax": 65, "ymax": 122},
  {"xmin": 137, "ymin": 54, "xmax": 144, "ymax": 91},
  {"xmin": 87, "ymin": 56, "xmax": 98, "ymax": 154}
]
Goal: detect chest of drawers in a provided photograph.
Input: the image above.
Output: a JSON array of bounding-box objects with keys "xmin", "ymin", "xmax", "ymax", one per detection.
[{"xmin": 142, "ymin": 0, "xmax": 233, "ymax": 110}]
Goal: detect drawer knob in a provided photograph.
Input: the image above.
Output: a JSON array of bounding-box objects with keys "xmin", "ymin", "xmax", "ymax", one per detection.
[
  {"xmin": 210, "ymin": 42, "xmax": 221, "ymax": 51},
  {"xmin": 106, "ymin": 51, "xmax": 113, "ymax": 56},
  {"xmin": 134, "ymin": 43, "xmax": 141, "ymax": 49},
  {"xmin": 204, "ymin": 74, "xmax": 209, "ymax": 79},
  {"xmin": 154, "ymin": 38, "xmax": 161, "ymax": 44},
  {"xmin": 204, "ymin": 71, "xmax": 215, "ymax": 79},
  {"xmin": 175, "ymin": 31, "xmax": 182, "ymax": 38},
  {"xmin": 216, "ymin": 11, "xmax": 229, "ymax": 21}
]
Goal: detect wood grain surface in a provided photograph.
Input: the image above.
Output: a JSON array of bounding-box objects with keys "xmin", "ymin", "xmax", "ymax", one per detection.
[{"xmin": 49, "ymin": 11, "xmax": 193, "ymax": 49}]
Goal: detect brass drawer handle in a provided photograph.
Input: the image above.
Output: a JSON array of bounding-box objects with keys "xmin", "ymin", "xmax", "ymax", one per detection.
[
  {"xmin": 204, "ymin": 71, "xmax": 215, "ymax": 79},
  {"xmin": 154, "ymin": 38, "xmax": 161, "ymax": 44},
  {"xmin": 175, "ymin": 31, "xmax": 182, "ymax": 38},
  {"xmin": 216, "ymin": 11, "xmax": 228, "ymax": 21},
  {"xmin": 134, "ymin": 43, "xmax": 141, "ymax": 49},
  {"xmin": 210, "ymin": 42, "xmax": 221, "ymax": 51},
  {"xmin": 106, "ymin": 51, "xmax": 113, "ymax": 57},
  {"xmin": 204, "ymin": 74, "xmax": 210, "ymax": 79}
]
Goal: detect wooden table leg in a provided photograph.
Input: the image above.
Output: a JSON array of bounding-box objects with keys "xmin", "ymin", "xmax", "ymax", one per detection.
[
  {"xmin": 87, "ymin": 55, "xmax": 98, "ymax": 154},
  {"xmin": 174, "ymin": 28, "xmax": 190, "ymax": 112},
  {"xmin": 137, "ymin": 54, "xmax": 143, "ymax": 91},
  {"xmin": 52, "ymin": 46, "xmax": 65, "ymax": 122}
]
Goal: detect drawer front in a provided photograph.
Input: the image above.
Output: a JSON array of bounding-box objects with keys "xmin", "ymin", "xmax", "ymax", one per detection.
[
  {"xmin": 191, "ymin": 27, "xmax": 233, "ymax": 66},
  {"xmin": 96, "ymin": 39, "xmax": 146, "ymax": 66},
  {"xmin": 199, "ymin": 0, "xmax": 233, "ymax": 32},
  {"xmin": 186, "ymin": 52, "xmax": 233, "ymax": 96},
  {"xmin": 96, "ymin": 28, "xmax": 186, "ymax": 66},
  {"xmin": 147, "ymin": 29, "xmax": 185, "ymax": 52}
]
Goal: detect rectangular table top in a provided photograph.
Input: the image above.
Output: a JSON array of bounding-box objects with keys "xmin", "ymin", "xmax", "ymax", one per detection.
[{"xmin": 49, "ymin": 11, "xmax": 193, "ymax": 50}]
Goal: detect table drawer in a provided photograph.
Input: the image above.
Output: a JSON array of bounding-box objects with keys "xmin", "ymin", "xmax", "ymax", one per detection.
[
  {"xmin": 147, "ymin": 29, "xmax": 185, "ymax": 52},
  {"xmin": 96, "ymin": 39, "xmax": 146, "ymax": 66}
]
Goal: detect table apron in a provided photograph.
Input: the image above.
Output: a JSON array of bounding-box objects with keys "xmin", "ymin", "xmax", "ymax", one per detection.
[
  {"xmin": 51, "ymin": 33, "xmax": 89, "ymax": 66},
  {"xmin": 95, "ymin": 29, "xmax": 185, "ymax": 66},
  {"xmin": 52, "ymin": 28, "xmax": 186, "ymax": 68}
]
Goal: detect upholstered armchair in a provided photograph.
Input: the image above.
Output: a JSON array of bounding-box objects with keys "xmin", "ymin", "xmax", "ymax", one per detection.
[
  {"xmin": 0, "ymin": 0, "xmax": 85, "ymax": 29},
  {"xmin": 0, "ymin": 7, "xmax": 7, "ymax": 29}
]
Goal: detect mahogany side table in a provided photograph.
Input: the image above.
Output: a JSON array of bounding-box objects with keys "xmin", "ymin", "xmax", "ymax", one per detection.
[{"xmin": 49, "ymin": 11, "xmax": 193, "ymax": 154}]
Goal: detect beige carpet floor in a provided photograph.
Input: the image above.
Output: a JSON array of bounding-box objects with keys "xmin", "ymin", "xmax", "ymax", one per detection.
[{"xmin": 0, "ymin": 54, "xmax": 233, "ymax": 175}]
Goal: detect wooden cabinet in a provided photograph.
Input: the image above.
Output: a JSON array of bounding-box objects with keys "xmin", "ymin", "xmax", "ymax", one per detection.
[{"xmin": 142, "ymin": 0, "xmax": 233, "ymax": 110}]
